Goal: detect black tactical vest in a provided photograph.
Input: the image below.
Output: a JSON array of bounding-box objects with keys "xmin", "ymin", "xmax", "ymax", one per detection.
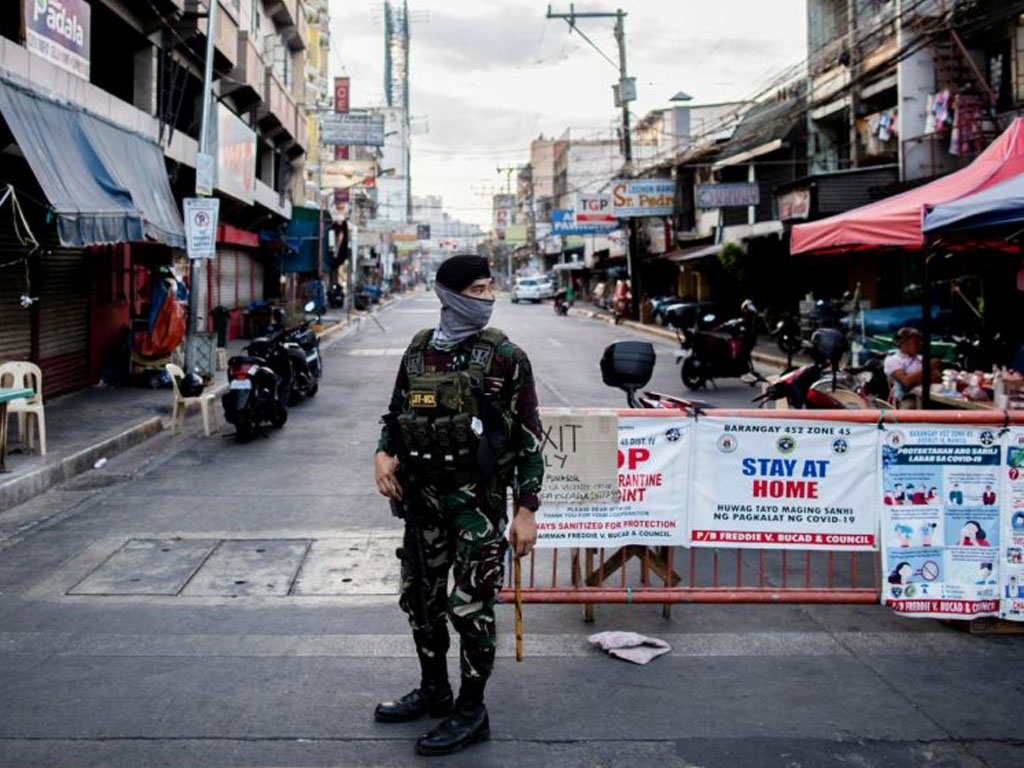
[{"xmin": 395, "ymin": 327, "xmax": 507, "ymax": 476}]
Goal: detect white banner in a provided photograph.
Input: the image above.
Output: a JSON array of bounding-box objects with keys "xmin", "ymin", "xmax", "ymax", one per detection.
[
  {"xmin": 879, "ymin": 425, "xmax": 1002, "ymax": 619},
  {"xmin": 690, "ymin": 417, "xmax": 878, "ymax": 550},
  {"xmin": 1000, "ymin": 428, "xmax": 1024, "ymax": 620},
  {"xmin": 535, "ymin": 416, "xmax": 690, "ymax": 548}
]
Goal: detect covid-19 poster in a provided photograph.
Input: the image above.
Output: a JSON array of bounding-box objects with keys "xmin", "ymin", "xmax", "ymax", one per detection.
[
  {"xmin": 879, "ymin": 426, "xmax": 1002, "ymax": 619},
  {"xmin": 689, "ymin": 417, "xmax": 878, "ymax": 550},
  {"xmin": 535, "ymin": 415, "xmax": 690, "ymax": 548},
  {"xmin": 1000, "ymin": 428, "xmax": 1024, "ymax": 621}
]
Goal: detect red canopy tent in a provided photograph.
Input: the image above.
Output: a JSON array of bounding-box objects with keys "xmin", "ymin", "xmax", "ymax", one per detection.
[{"xmin": 791, "ymin": 117, "xmax": 1024, "ymax": 255}]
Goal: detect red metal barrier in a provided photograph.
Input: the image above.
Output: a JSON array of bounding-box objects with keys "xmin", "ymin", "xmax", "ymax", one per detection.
[{"xmin": 499, "ymin": 408, "xmax": 1024, "ymax": 611}]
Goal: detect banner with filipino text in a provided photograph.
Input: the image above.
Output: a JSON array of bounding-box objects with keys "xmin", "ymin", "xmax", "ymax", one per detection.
[
  {"xmin": 1000, "ymin": 428, "xmax": 1024, "ymax": 621},
  {"xmin": 690, "ymin": 417, "xmax": 878, "ymax": 550},
  {"xmin": 879, "ymin": 425, "xmax": 1002, "ymax": 619},
  {"xmin": 535, "ymin": 415, "xmax": 690, "ymax": 548}
]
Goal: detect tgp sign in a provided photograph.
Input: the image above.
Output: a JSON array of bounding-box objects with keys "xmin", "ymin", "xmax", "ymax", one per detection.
[
  {"xmin": 576, "ymin": 193, "xmax": 615, "ymax": 224},
  {"xmin": 25, "ymin": 0, "xmax": 90, "ymax": 80}
]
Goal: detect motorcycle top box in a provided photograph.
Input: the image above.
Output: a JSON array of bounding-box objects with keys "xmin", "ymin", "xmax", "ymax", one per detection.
[{"xmin": 601, "ymin": 341, "xmax": 656, "ymax": 391}]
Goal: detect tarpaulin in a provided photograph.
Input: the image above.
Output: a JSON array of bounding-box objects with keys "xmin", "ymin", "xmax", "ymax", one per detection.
[
  {"xmin": 791, "ymin": 118, "xmax": 1024, "ymax": 255},
  {"xmin": 923, "ymin": 172, "xmax": 1024, "ymax": 234},
  {"xmin": 0, "ymin": 78, "xmax": 184, "ymax": 248}
]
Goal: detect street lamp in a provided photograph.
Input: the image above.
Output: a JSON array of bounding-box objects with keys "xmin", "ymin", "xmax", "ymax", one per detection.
[{"xmin": 669, "ymin": 91, "xmax": 693, "ymax": 103}]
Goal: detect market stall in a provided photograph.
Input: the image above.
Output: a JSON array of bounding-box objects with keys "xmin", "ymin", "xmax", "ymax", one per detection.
[{"xmin": 791, "ymin": 118, "xmax": 1024, "ymax": 406}]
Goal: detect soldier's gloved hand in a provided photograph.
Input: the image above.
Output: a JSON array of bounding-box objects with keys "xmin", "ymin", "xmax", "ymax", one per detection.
[
  {"xmin": 374, "ymin": 451, "xmax": 403, "ymax": 500},
  {"xmin": 509, "ymin": 508, "xmax": 537, "ymax": 558}
]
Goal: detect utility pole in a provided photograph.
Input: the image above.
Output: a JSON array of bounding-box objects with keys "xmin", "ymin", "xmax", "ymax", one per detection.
[
  {"xmin": 546, "ymin": 5, "xmax": 639, "ymax": 317},
  {"xmin": 185, "ymin": 0, "xmax": 218, "ymax": 377},
  {"xmin": 497, "ymin": 163, "xmax": 531, "ymax": 286}
]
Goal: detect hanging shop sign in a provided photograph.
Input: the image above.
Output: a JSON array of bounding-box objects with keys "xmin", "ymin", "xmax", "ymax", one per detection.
[
  {"xmin": 777, "ymin": 188, "xmax": 811, "ymax": 221},
  {"xmin": 576, "ymin": 193, "xmax": 616, "ymax": 224},
  {"xmin": 611, "ymin": 179, "xmax": 674, "ymax": 218},
  {"xmin": 212, "ymin": 104, "xmax": 257, "ymax": 205},
  {"xmin": 879, "ymin": 425, "xmax": 1002, "ymax": 619},
  {"xmin": 551, "ymin": 209, "xmax": 617, "ymax": 236},
  {"xmin": 690, "ymin": 417, "xmax": 878, "ymax": 550},
  {"xmin": 696, "ymin": 183, "xmax": 761, "ymax": 209},
  {"xmin": 24, "ymin": 0, "xmax": 91, "ymax": 80},
  {"xmin": 321, "ymin": 113, "xmax": 386, "ymax": 147}
]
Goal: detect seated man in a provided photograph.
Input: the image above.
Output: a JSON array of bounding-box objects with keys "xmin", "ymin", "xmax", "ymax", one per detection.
[{"xmin": 884, "ymin": 327, "xmax": 940, "ymax": 407}]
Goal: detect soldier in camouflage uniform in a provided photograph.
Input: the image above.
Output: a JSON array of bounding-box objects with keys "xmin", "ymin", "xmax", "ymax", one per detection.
[{"xmin": 373, "ymin": 254, "xmax": 544, "ymax": 757}]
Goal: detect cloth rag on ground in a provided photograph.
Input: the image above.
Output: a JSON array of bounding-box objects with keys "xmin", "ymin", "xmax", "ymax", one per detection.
[{"xmin": 587, "ymin": 631, "xmax": 671, "ymax": 665}]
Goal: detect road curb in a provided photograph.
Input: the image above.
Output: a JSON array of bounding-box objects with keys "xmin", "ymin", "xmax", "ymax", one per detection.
[{"xmin": 0, "ymin": 416, "xmax": 165, "ymax": 511}]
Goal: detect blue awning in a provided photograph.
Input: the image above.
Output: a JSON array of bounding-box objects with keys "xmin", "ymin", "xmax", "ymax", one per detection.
[
  {"xmin": 0, "ymin": 79, "xmax": 184, "ymax": 248},
  {"xmin": 280, "ymin": 205, "xmax": 331, "ymax": 273},
  {"xmin": 923, "ymin": 173, "xmax": 1024, "ymax": 235}
]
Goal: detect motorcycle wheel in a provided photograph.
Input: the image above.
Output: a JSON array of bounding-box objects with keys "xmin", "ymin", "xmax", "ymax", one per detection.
[
  {"xmin": 270, "ymin": 403, "xmax": 288, "ymax": 428},
  {"xmin": 307, "ymin": 380, "xmax": 318, "ymax": 397},
  {"xmin": 681, "ymin": 357, "xmax": 706, "ymax": 390}
]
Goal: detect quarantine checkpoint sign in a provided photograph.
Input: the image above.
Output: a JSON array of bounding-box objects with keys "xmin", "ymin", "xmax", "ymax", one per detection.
[{"xmin": 690, "ymin": 416, "xmax": 878, "ymax": 551}]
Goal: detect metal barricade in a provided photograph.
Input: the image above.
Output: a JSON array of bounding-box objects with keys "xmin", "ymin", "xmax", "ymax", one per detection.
[{"xmin": 500, "ymin": 407, "xmax": 1024, "ymax": 614}]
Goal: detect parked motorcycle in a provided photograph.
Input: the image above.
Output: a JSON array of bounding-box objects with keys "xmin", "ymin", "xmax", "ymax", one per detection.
[
  {"xmin": 751, "ymin": 328, "xmax": 885, "ymax": 409},
  {"xmin": 676, "ymin": 300, "xmax": 759, "ymax": 390},
  {"xmin": 283, "ymin": 301, "xmax": 323, "ymax": 405},
  {"xmin": 600, "ymin": 340, "xmax": 707, "ymax": 412},
  {"xmin": 770, "ymin": 310, "xmax": 803, "ymax": 370},
  {"xmin": 328, "ymin": 282, "xmax": 345, "ymax": 309},
  {"xmin": 223, "ymin": 329, "xmax": 292, "ymax": 441}
]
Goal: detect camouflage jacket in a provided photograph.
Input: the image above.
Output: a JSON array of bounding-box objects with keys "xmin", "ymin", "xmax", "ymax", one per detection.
[{"xmin": 376, "ymin": 328, "xmax": 545, "ymax": 511}]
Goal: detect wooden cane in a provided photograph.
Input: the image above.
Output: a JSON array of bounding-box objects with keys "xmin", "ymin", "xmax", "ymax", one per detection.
[{"xmin": 513, "ymin": 483, "xmax": 524, "ymax": 662}]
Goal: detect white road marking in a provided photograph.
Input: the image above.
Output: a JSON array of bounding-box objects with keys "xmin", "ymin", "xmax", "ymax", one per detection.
[
  {"xmin": 548, "ymin": 338, "xmax": 564, "ymax": 347},
  {"xmin": 347, "ymin": 349, "xmax": 406, "ymax": 356}
]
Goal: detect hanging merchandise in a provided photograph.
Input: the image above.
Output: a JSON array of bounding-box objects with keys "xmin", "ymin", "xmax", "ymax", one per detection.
[{"xmin": 930, "ymin": 90, "xmax": 952, "ymax": 133}]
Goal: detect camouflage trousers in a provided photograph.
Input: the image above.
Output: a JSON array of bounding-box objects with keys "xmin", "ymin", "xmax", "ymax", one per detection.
[{"xmin": 398, "ymin": 483, "xmax": 509, "ymax": 685}]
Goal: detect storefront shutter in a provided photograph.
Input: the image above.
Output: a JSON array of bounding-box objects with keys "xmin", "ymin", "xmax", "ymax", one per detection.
[{"xmin": 36, "ymin": 249, "xmax": 89, "ymax": 396}]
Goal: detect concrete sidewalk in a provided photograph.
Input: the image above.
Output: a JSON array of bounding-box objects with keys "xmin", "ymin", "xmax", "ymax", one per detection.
[{"xmin": 0, "ymin": 307, "xmax": 361, "ymax": 512}]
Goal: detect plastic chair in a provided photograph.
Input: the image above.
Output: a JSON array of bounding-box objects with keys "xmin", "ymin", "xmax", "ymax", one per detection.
[
  {"xmin": 0, "ymin": 361, "xmax": 46, "ymax": 455},
  {"xmin": 165, "ymin": 363, "xmax": 217, "ymax": 436}
]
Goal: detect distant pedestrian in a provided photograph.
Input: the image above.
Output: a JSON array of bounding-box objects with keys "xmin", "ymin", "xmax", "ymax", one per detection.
[{"xmin": 373, "ymin": 254, "xmax": 545, "ymax": 756}]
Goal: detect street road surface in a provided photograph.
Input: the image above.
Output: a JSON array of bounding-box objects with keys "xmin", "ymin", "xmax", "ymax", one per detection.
[{"xmin": 0, "ymin": 289, "xmax": 1021, "ymax": 767}]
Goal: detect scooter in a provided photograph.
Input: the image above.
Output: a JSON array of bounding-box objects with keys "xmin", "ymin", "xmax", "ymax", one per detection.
[
  {"xmin": 600, "ymin": 340, "xmax": 708, "ymax": 412},
  {"xmin": 222, "ymin": 329, "xmax": 292, "ymax": 441},
  {"xmin": 283, "ymin": 301, "xmax": 323, "ymax": 405},
  {"xmin": 676, "ymin": 300, "xmax": 759, "ymax": 391},
  {"xmin": 751, "ymin": 328, "xmax": 877, "ymax": 409}
]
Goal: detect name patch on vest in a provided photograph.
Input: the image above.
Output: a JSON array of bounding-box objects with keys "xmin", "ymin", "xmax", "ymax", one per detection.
[{"xmin": 410, "ymin": 391, "xmax": 437, "ymax": 408}]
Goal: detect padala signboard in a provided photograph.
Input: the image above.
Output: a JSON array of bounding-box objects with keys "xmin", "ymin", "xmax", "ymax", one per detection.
[{"xmin": 25, "ymin": 0, "xmax": 91, "ymax": 80}]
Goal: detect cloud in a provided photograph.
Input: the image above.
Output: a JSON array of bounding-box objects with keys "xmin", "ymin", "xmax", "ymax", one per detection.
[{"xmin": 414, "ymin": 9, "xmax": 547, "ymax": 71}]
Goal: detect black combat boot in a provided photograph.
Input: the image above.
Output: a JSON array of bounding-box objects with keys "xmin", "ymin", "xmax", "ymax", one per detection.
[
  {"xmin": 414, "ymin": 678, "xmax": 489, "ymax": 756},
  {"xmin": 374, "ymin": 628, "xmax": 453, "ymax": 723},
  {"xmin": 373, "ymin": 680, "xmax": 454, "ymax": 723}
]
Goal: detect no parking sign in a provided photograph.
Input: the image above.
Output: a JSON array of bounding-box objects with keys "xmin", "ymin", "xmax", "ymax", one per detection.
[{"xmin": 184, "ymin": 197, "xmax": 219, "ymax": 260}]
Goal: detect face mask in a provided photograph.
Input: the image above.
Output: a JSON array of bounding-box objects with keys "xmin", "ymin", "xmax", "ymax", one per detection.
[{"xmin": 434, "ymin": 283, "xmax": 494, "ymax": 343}]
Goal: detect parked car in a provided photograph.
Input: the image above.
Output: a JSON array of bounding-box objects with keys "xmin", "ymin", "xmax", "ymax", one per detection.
[
  {"xmin": 512, "ymin": 276, "xmax": 555, "ymax": 303},
  {"xmin": 663, "ymin": 302, "xmax": 721, "ymax": 332}
]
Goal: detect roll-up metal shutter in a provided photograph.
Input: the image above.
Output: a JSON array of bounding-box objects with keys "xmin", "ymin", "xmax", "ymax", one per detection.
[
  {"xmin": 237, "ymin": 251, "xmax": 252, "ymax": 307},
  {"xmin": 36, "ymin": 249, "xmax": 89, "ymax": 396},
  {"xmin": 219, "ymin": 249, "xmax": 239, "ymax": 309},
  {"xmin": 0, "ymin": 259, "xmax": 32, "ymax": 363}
]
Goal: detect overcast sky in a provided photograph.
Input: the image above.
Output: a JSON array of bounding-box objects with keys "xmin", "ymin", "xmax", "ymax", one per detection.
[{"xmin": 329, "ymin": 0, "xmax": 808, "ymax": 226}]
